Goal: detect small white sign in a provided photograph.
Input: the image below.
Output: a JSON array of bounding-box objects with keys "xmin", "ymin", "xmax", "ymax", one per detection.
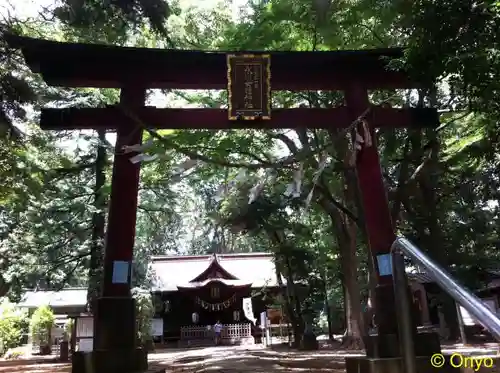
[
  {"xmin": 151, "ymin": 319, "xmax": 163, "ymax": 336},
  {"xmin": 78, "ymin": 338, "xmax": 93, "ymax": 352},
  {"xmin": 260, "ymin": 311, "xmax": 267, "ymax": 329}
]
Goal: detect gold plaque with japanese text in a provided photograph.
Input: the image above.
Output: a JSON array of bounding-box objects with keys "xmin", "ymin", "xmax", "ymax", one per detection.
[{"xmin": 227, "ymin": 54, "xmax": 271, "ymax": 120}]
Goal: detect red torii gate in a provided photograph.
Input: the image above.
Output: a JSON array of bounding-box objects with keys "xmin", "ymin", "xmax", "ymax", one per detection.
[{"xmin": 7, "ymin": 35, "xmax": 441, "ymax": 373}]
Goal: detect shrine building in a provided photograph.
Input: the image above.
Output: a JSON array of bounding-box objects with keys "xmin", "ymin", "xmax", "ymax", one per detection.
[{"xmin": 149, "ymin": 252, "xmax": 283, "ymax": 345}]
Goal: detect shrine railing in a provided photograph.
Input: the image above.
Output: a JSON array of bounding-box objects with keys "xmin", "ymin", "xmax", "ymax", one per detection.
[{"xmin": 180, "ymin": 323, "xmax": 252, "ymax": 340}]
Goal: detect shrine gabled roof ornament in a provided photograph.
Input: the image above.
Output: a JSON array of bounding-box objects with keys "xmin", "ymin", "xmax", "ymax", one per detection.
[
  {"xmin": 189, "ymin": 253, "xmax": 239, "ymax": 283},
  {"xmin": 151, "ymin": 252, "xmax": 285, "ymax": 291}
]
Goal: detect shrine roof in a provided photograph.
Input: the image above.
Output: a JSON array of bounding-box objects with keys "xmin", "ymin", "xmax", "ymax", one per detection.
[
  {"xmin": 150, "ymin": 252, "xmax": 283, "ymax": 291},
  {"xmin": 18, "ymin": 288, "xmax": 87, "ymax": 309},
  {"xmin": 5, "ymin": 34, "xmax": 415, "ymax": 90}
]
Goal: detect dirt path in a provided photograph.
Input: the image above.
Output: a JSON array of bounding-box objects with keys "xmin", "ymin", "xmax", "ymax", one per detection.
[
  {"xmin": 0, "ymin": 360, "xmax": 70, "ymax": 373},
  {"xmin": 2, "ymin": 343, "xmax": 498, "ymax": 373},
  {"xmin": 149, "ymin": 345, "xmax": 359, "ymax": 372},
  {"xmin": 0, "ymin": 345, "xmax": 357, "ymax": 373}
]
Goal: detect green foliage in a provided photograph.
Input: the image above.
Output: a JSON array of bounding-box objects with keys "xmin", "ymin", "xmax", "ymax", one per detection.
[
  {"xmin": 0, "ymin": 299, "xmax": 28, "ymax": 353},
  {"xmin": 0, "ymin": 0, "xmax": 499, "ymax": 344},
  {"xmin": 54, "ymin": 0, "xmax": 172, "ymax": 41},
  {"xmin": 132, "ymin": 288, "xmax": 154, "ymax": 345},
  {"xmin": 397, "ymin": 0, "xmax": 500, "ymax": 157},
  {"xmin": 29, "ymin": 305, "xmax": 55, "ymax": 347}
]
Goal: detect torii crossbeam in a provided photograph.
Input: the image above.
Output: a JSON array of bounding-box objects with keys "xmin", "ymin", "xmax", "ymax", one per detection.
[{"xmin": 7, "ymin": 34, "xmax": 441, "ymax": 373}]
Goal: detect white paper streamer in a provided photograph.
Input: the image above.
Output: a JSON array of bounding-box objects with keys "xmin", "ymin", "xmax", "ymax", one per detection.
[
  {"xmin": 213, "ymin": 169, "xmax": 249, "ymax": 203},
  {"xmin": 248, "ymin": 169, "xmax": 275, "ymax": 204},
  {"xmin": 122, "ymin": 138, "xmax": 155, "ymax": 154},
  {"xmin": 214, "ymin": 185, "xmax": 225, "ymax": 202},
  {"xmin": 292, "ymin": 164, "xmax": 303, "ymax": 197},
  {"xmin": 312, "ymin": 153, "xmax": 328, "ymax": 183},
  {"xmin": 173, "ymin": 159, "xmax": 199, "ymax": 173},
  {"xmin": 248, "ymin": 182, "xmax": 265, "ymax": 204},
  {"xmin": 235, "ymin": 169, "xmax": 247, "ymax": 181},
  {"xmin": 283, "ymin": 165, "xmax": 304, "ymax": 198},
  {"xmin": 283, "ymin": 183, "xmax": 295, "ymax": 197},
  {"xmin": 303, "ymin": 153, "xmax": 328, "ymax": 212},
  {"xmin": 349, "ymin": 120, "xmax": 372, "ymax": 166},
  {"xmin": 129, "ymin": 153, "xmax": 159, "ymax": 164},
  {"xmin": 362, "ymin": 120, "xmax": 373, "ymax": 147},
  {"xmin": 304, "ymin": 188, "xmax": 315, "ymax": 209}
]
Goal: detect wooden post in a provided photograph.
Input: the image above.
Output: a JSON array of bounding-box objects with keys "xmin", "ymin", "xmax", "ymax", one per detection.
[
  {"xmin": 344, "ymin": 84, "xmax": 404, "ymax": 357},
  {"xmin": 345, "ymin": 84, "xmax": 398, "ymax": 320},
  {"xmin": 91, "ymin": 87, "xmax": 146, "ymax": 372},
  {"xmin": 456, "ymin": 301, "xmax": 468, "ymax": 345},
  {"xmin": 344, "ymin": 86, "xmax": 441, "ymax": 365},
  {"xmin": 100, "ymin": 87, "xmax": 145, "ymax": 298},
  {"xmin": 413, "ymin": 284, "xmax": 431, "ymax": 326},
  {"xmin": 71, "ymin": 317, "xmax": 77, "ymax": 354}
]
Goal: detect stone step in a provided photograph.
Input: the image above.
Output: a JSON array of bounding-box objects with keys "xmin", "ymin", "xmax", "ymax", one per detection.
[
  {"xmin": 177, "ymin": 338, "xmax": 255, "ymax": 349},
  {"xmin": 177, "ymin": 339, "xmax": 215, "ymax": 348}
]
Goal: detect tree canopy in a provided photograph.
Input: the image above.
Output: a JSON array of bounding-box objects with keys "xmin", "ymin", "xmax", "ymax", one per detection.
[{"xmin": 0, "ymin": 0, "xmax": 498, "ymax": 346}]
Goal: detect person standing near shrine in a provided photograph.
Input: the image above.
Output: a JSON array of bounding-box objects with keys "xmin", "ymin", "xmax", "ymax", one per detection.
[{"xmin": 214, "ymin": 320, "xmax": 223, "ymax": 345}]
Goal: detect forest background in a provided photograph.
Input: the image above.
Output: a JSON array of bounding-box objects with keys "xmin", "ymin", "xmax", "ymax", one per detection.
[{"xmin": 0, "ymin": 0, "xmax": 499, "ymax": 346}]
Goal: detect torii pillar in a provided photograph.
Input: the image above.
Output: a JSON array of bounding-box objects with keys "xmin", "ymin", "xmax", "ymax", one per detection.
[
  {"xmin": 73, "ymin": 87, "xmax": 150, "ymax": 373},
  {"xmin": 344, "ymin": 84, "xmax": 441, "ymax": 373}
]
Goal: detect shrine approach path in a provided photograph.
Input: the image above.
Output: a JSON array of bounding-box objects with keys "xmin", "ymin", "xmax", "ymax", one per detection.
[
  {"xmin": 3, "ymin": 343, "xmax": 500, "ymax": 372},
  {"xmin": 0, "ymin": 345, "xmax": 355, "ymax": 372}
]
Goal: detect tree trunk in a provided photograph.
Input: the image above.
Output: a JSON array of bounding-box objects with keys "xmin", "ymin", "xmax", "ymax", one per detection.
[
  {"xmin": 319, "ymin": 197, "xmax": 364, "ymax": 349},
  {"xmin": 324, "ymin": 128, "xmax": 365, "ymax": 349},
  {"xmin": 321, "ymin": 270, "xmax": 334, "ymax": 340},
  {"xmin": 365, "ymin": 251, "xmax": 377, "ymax": 332},
  {"xmin": 268, "ymin": 229, "xmax": 303, "ymax": 346},
  {"xmin": 87, "ymin": 129, "xmax": 107, "ymax": 313},
  {"xmin": 288, "ymin": 124, "xmax": 364, "ymax": 348},
  {"xmin": 422, "ymin": 89, "xmax": 460, "ymax": 341},
  {"xmin": 0, "ymin": 276, "xmax": 10, "ymax": 298},
  {"xmin": 339, "ymin": 219, "xmax": 365, "ymax": 349}
]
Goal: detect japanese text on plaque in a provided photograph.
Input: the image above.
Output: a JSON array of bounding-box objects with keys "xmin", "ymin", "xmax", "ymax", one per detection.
[
  {"xmin": 227, "ymin": 54, "xmax": 271, "ymax": 120},
  {"xmin": 243, "ymin": 64, "xmax": 262, "ymax": 110}
]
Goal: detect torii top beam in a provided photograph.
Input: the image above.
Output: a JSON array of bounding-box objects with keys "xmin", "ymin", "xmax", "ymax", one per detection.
[
  {"xmin": 6, "ymin": 34, "xmax": 418, "ymax": 91},
  {"xmin": 6, "ymin": 34, "xmax": 438, "ymax": 131}
]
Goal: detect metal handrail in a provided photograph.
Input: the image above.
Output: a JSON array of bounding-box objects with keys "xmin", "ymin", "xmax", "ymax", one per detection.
[
  {"xmin": 391, "ymin": 236, "xmax": 500, "ymax": 341},
  {"xmin": 391, "ymin": 248, "xmax": 417, "ymax": 373},
  {"xmin": 390, "ymin": 236, "xmax": 500, "ymax": 373}
]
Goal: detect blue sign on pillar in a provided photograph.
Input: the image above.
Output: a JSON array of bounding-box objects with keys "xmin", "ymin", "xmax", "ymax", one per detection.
[
  {"xmin": 376, "ymin": 254, "xmax": 393, "ymax": 276},
  {"xmin": 112, "ymin": 261, "xmax": 130, "ymax": 284}
]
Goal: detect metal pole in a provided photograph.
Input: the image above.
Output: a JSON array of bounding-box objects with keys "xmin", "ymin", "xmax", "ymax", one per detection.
[
  {"xmin": 392, "ymin": 250, "xmax": 418, "ymax": 373},
  {"xmin": 392, "ymin": 237, "xmax": 500, "ymax": 341},
  {"xmin": 456, "ymin": 301, "xmax": 468, "ymax": 345}
]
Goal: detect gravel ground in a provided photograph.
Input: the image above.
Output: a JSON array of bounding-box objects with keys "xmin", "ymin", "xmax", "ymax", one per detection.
[{"xmin": 1, "ymin": 343, "xmax": 499, "ymax": 373}]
